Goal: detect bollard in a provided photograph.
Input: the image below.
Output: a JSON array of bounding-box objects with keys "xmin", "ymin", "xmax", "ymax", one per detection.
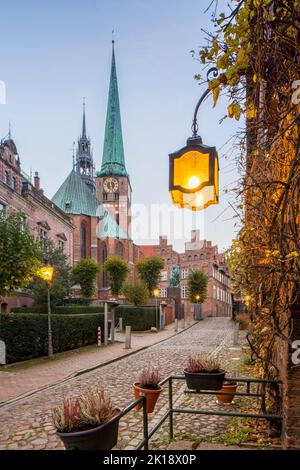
[
  {"xmin": 174, "ymin": 318, "xmax": 178, "ymax": 332},
  {"xmin": 125, "ymin": 325, "xmax": 132, "ymax": 349},
  {"xmin": 119, "ymin": 317, "xmax": 123, "ymax": 332},
  {"xmin": 104, "ymin": 302, "xmax": 108, "ymax": 346},
  {"xmin": 233, "ymin": 322, "xmax": 239, "ymax": 345},
  {"xmin": 97, "ymin": 327, "xmax": 101, "ymax": 347}
]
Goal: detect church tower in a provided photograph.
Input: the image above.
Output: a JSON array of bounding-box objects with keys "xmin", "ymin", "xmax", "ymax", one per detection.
[
  {"xmin": 96, "ymin": 41, "xmax": 132, "ymax": 239},
  {"xmin": 75, "ymin": 100, "xmax": 95, "ymax": 193}
]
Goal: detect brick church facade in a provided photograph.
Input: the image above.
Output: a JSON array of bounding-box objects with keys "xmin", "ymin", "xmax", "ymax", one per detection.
[{"xmin": 52, "ymin": 42, "xmax": 141, "ymax": 297}]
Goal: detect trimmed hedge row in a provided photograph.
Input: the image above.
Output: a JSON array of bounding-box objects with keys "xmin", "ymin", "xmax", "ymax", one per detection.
[
  {"xmin": 114, "ymin": 305, "xmax": 157, "ymax": 331},
  {"xmin": 12, "ymin": 305, "xmax": 105, "ymax": 314},
  {"xmin": 0, "ymin": 313, "xmax": 106, "ymax": 363}
]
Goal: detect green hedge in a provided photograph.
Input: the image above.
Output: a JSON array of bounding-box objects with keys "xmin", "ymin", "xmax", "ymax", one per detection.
[
  {"xmin": 12, "ymin": 305, "xmax": 106, "ymax": 314},
  {"xmin": 115, "ymin": 305, "xmax": 157, "ymax": 331},
  {"xmin": 0, "ymin": 313, "xmax": 106, "ymax": 363}
]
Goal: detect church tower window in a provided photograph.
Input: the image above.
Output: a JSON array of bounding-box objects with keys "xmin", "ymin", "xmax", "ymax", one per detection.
[{"xmin": 80, "ymin": 222, "xmax": 87, "ymax": 258}]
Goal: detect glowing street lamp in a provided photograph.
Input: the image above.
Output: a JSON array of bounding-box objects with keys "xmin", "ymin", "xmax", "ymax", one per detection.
[
  {"xmin": 169, "ymin": 68, "xmax": 219, "ymax": 211},
  {"xmin": 37, "ymin": 265, "xmax": 54, "ymax": 357},
  {"xmin": 37, "ymin": 266, "xmax": 54, "ymax": 283}
]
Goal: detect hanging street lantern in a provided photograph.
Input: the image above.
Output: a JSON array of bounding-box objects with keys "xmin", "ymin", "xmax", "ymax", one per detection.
[{"xmin": 169, "ymin": 68, "xmax": 220, "ymax": 211}]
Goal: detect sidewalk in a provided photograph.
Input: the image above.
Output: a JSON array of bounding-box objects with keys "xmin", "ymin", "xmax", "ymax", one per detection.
[{"xmin": 0, "ymin": 320, "xmax": 196, "ymax": 405}]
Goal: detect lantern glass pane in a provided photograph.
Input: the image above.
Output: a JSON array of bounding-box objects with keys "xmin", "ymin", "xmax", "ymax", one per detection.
[{"xmin": 173, "ymin": 150, "xmax": 209, "ymax": 189}]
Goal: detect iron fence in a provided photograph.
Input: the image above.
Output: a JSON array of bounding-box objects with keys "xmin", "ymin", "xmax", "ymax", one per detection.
[{"xmin": 117, "ymin": 375, "xmax": 282, "ymax": 451}]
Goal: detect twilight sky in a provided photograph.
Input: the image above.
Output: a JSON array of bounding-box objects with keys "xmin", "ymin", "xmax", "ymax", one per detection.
[{"xmin": 0, "ymin": 0, "xmax": 241, "ymax": 252}]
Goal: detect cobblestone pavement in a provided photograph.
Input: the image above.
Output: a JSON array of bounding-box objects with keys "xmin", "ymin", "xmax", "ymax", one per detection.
[
  {"xmin": 0, "ymin": 322, "xmax": 192, "ymax": 404},
  {"xmin": 0, "ymin": 318, "xmax": 237, "ymax": 450}
]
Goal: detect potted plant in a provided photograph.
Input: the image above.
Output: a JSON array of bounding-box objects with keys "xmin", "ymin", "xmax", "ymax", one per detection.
[
  {"xmin": 184, "ymin": 354, "xmax": 225, "ymax": 391},
  {"xmin": 52, "ymin": 388, "xmax": 121, "ymax": 450},
  {"xmin": 133, "ymin": 368, "xmax": 162, "ymax": 414},
  {"xmin": 215, "ymin": 373, "xmax": 238, "ymax": 405}
]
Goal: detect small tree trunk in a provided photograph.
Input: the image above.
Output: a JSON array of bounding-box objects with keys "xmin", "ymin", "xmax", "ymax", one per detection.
[{"xmin": 47, "ymin": 286, "xmax": 53, "ymax": 357}]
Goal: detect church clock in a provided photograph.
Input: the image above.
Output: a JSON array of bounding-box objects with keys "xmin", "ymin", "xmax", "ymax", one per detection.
[{"xmin": 103, "ymin": 177, "xmax": 119, "ymax": 193}]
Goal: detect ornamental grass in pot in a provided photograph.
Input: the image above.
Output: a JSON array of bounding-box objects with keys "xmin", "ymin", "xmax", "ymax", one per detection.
[
  {"xmin": 184, "ymin": 354, "xmax": 225, "ymax": 391},
  {"xmin": 52, "ymin": 388, "xmax": 121, "ymax": 450},
  {"xmin": 215, "ymin": 374, "xmax": 238, "ymax": 405},
  {"xmin": 133, "ymin": 368, "xmax": 162, "ymax": 414}
]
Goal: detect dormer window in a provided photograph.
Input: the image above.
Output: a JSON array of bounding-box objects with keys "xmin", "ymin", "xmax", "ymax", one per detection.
[{"xmin": 65, "ymin": 201, "xmax": 71, "ymax": 210}]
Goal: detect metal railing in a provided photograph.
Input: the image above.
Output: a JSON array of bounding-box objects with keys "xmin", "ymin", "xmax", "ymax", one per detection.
[{"xmin": 117, "ymin": 375, "xmax": 282, "ymax": 451}]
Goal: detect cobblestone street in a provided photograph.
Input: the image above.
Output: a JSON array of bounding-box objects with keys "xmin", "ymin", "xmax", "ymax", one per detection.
[{"xmin": 0, "ymin": 318, "xmax": 241, "ymax": 450}]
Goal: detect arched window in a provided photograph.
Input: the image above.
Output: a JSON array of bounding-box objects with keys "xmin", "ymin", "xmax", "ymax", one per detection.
[
  {"xmin": 115, "ymin": 242, "xmax": 124, "ymax": 258},
  {"xmin": 200, "ymin": 254, "xmax": 205, "ymax": 260},
  {"xmin": 12, "ymin": 176, "xmax": 16, "ymax": 191},
  {"xmin": 102, "ymin": 244, "xmax": 108, "ymax": 287},
  {"xmin": 80, "ymin": 223, "xmax": 87, "ymax": 258},
  {"xmin": 4, "ymin": 171, "xmax": 9, "ymax": 185}
]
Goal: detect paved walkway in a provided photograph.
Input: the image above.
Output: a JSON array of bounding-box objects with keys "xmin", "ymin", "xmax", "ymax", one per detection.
[
  {"xmin": 0, "ymin": 318, "xmax": 235, "ymax": 450},
  {"xmin": 0, "ymin": 321, "xmax": 195, "ymax": 404}
]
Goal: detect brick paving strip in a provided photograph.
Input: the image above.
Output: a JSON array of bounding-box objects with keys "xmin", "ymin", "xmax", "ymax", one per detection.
[
  {"xmin": 0, "ymin": 321, "xmax": 196, "ymax": 404},
  {"xmin": 0, "ymin": 318, "xmax": 242, "ymax": 450}
]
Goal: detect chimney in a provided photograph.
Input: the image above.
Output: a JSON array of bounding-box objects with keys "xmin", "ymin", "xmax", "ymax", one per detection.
[{"xmin": 34, "ymin": 171, "xmax": 40, "ymax": 191}]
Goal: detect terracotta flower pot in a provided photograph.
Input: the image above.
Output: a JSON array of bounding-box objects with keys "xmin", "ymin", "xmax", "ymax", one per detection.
[
  {"xmin": 216, "ymin": 383, "xmax": 238, "ymax": 405},
  {"xmin": 57, "ymin": 408, "xmax": 121, "ymax": 450},
  {"xmin": 133, "ymin": 383, "xmax": 162, "ymax": 414}
]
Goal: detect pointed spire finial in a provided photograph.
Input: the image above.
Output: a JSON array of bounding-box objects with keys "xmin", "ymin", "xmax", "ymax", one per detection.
[
  {"xmin": 112, "ymin": 29, "xmax": 115, "ymax": 46},
  {"xmin": 82, "ymin": 97, "xmax": 87, "ymax": 138},
  {"xmin": 8, "ymin": 120, "xmax": 11, "ymax": 139}
]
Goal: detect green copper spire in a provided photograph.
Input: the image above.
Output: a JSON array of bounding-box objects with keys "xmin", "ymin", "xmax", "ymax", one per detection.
[
  {"xmin": 82, "ymin": 98, "xmax": 87, "ymax": 138},
  {"xmin": 98, "ymin": 42, "xmax": 128, "ymax": 177}
]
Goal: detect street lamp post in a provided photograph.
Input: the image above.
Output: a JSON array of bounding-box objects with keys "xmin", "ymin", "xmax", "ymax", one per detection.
[
  {"xmin": 153, "ymin": 289, "xmax": 160, "ymax": 330},
  {"xmin": 37, "ymin": 266, "xmax": 54, "ymax": 357},
  {"xmin": 195, "ymin": 294, "xmax": 202, "ymax": 321},
  {"xmin": 169, "ymin": 68, "xmax": 220, "ymax": 211}
]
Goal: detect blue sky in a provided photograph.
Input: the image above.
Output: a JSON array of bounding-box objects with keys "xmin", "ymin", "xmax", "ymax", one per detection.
[{"xmin": 0, "ymin": 0, "xmax": 241, "ymax": 251}]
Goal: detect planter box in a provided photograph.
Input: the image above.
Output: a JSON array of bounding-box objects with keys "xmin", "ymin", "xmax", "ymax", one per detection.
[{"xmin": 184, "ymin": 369, "xmax": 225, "ymax": 391}]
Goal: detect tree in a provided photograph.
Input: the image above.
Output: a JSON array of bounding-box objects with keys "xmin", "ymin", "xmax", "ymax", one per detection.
[
  {"xmin": 136, "ymin": 256, "xmax": 164, "ymax": 296},
  {"xmin": 122, "ymin": 283, "xmax": 149, "ymax": 307},
  {"xmin": 0, "ymin": 211, "xmax": 41, "ymax": 296},
  {"xmin": 72, "ymin": 258, "xmax": 100, "ymax": 298},
  {"xmin": 31, "ymin": 239, "xmax": 71, "ymax": 308},
  {"xmin": 104, "ymin": 256, "xmax": 129, "ymax": 296},
  {"xmin": 187, "ymin": 269, "xmax": 208, "ymax": 304}
]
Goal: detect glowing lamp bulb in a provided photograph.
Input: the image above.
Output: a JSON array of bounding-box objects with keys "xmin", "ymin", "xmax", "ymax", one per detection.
[{"xmin": 188, "ymin": 176, "xmax": 200, "ymax": 189}]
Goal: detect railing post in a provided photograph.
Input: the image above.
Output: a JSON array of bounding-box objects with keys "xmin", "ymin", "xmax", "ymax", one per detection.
[
  {"xmin": 142, "ymin": 394, "xmax": 149, "ymax": 450},
  {"xmin": 168, "ymin": 377, "xmax": 174, "ymax": 440}
]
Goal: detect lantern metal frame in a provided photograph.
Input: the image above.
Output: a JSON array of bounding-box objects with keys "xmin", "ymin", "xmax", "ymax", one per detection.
[{"xmin": 169, "ymin": 67, "xmax": 220, "ymax": 209}]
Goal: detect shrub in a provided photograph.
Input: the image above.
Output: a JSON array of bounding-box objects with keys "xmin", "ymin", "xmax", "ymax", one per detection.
[
  {"xmin": 186, "ymin": 354, "xmax": 221, "ymax": 373},
  {"xmin": 12, "ymin": 305, "xmax": 106, "ymax": 314},
  {"xmin": 138, "ymin": 368, "xmax": 161, "ymax": 390},
  {"xmin": 136, "ymin": 256, "xmax": 164, "ymax": 295},
  {"xmin": 115, "ymin": 305, "xmax": 157, "ymax": 331},
  {"xmin": 72, "ymin": 258, "xmax": 100, "ymax": 298},
  {"xmin": 104, "ymin": 257, "xmax": 129, "ymax": 296},
  {"xmin": 52, "ymin": 389, "xmax": 116, "ymax": 433},
  {"xmin": 187, "ymin": 269, "xmax": 208, "ymax": 304},
  {"xmin": 122, "ymin": 283, "xmax": 149, "ymax": 306},
  {"xmin": 0, "ymin": 313, "xmax": 106, "ymax": 363}
]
